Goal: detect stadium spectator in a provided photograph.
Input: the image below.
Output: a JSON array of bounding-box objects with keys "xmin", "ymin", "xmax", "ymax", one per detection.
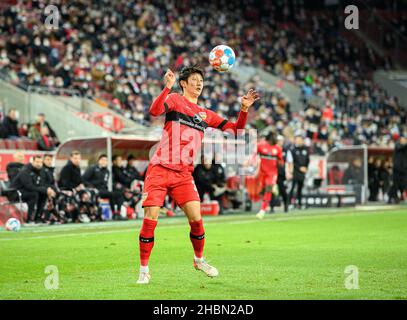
[
  {"xmin": 124, "ymin": 154, "xmax": 143, "ymax": 182},
  {"xmin": 343, "ymin": 157, "xmax": 364, "ymax": 185},
  {"xmin": 58, "ymin": 151, "xmax": 84, "ymax": 191},
  {"xmin": 388, "ymin": 136, "xmax": 407, "ymax": 203},
  {"xmin": 82, "ymin": 154, "xmax": 125, "ymax": 220},
  {"xmin": 193, "ymin": 155, "xmax": 227, "ymax": 213},
  {"xmin": 271, "ymin": 135, "xmax": 292, "ymax": 213},
  {"xmin": 209, "ymin": 157, "xmax": 227, "ymax": 214},
  {"xmin": 2, "ymin": 108, "xmax": 19, "ymax": 139},
  {"xmin": 112, "ymin": 155, "xmax": 133, "ymax": 190},
  {"xmin": 10, "ymin": 155, "xmax": 56, "ymax": 223},
  {"xmin": 41, "ymin": 154, "xmax": 64, "ymax": 224},
  {"xmin": 369, "ymin": 158, "xmax": 383, "ymax": 202},
  {"xmin": 28, "ymin": 116, "xmax": 42, "ymax": 141},
  {"xmin": 36, "ymin": 126, "xmax": 56, "ymax": 151},
  {"xmin": 289, "ymin": 134, "xmax": 310, "ymax": 209},
  {"xmin": 41, "ymin": 154, "xmax": 56, "ymax": 190},
  {"xmin": 193, "ymin": 157, "xmax": 213, "ymax": 200},
  {"xmin": 37, "ymin": 113, "xmax": 59, "ymax": 146},
  {"xmin": 6, "ymin": 151, "xmax": 25, "ymax": 182}
]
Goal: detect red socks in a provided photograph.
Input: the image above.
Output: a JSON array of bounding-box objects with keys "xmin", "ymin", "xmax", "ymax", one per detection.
[
  {"xmin": 139, "ymin": 218, "xmax": 157, "ymax": 267},
  {"xmin": 139, "ymin": 218, "xmax": 205, "ymax": 266},
  {"xmin": 261, "ymin": 191, "xmax": 272, "ymax": 210},
  {"xmin": 189, "ymin": 219, "xmax": 205, "ymax": 259}
]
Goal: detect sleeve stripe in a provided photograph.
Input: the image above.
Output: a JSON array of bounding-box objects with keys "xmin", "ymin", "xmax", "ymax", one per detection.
[
  {"xmin": 217, "ymin": 119, "xmax": 228, "ymax": 129},
  {"xmin": 164, "ymin": 102, "xmax": 170, "ymax": 113}
]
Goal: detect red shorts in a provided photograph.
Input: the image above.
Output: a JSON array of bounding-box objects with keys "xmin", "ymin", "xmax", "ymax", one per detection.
[
  {"xmin": 142, "ymin": 164, "xmax": 200, "ymax": 207},
  {"xmin": 258, "ymin": 171, "xmax": 278, "ymax": 187}
]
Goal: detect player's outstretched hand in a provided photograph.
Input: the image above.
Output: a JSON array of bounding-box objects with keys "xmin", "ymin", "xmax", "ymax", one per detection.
[
  {"xmin": 164, "ymin": 69, "xmax": 176, "ymax": 89},
  {"xmin": 241, "ymin": 89, "xmax": 260, "ymax": 111}
]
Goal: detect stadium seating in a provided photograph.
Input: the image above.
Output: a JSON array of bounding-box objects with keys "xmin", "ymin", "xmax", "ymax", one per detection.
[{"xmin": 0, "ymin": 139, "xmax": 38, "ymax": 150}]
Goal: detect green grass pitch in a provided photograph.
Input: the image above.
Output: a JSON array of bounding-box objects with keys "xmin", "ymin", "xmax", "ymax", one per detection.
[{"xmin": 0, "ymin": 207, "xmax": 406, "ymax": 300}]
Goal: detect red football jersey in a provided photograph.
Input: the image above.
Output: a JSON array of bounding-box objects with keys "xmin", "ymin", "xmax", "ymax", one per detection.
[
  {"xmin": 149, "ymin": 87, "xmax": 248, "ymax": 172},
  {"xmin": 257, "ymin": 140, "xmax": 283, "ymax": 175}
]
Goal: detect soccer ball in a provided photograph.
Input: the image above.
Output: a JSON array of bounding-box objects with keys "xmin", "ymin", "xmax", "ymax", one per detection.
[
  {"xmin": 5, "ymin": 218, "xmax": 21, "ymax": 232},
  {"xmin": 209, "ymin": 45, "xmax": 236, "ymax": 72}
]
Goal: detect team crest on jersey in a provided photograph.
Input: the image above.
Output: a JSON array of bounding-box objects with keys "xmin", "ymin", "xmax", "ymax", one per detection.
[
  {"xmin": 198, "ymin": 111, "xmax": 207, "ymax": 120},
  {"xmin": 272, "ymin": 149, "xmax": 277, "ymax": 155}
]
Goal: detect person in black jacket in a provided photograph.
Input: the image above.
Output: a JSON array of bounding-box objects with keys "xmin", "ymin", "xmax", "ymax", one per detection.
[
  {"xmin": 289, "ymin": 135, "xmax": 310, "ymax": 209},
  {"xmin": 2, "ymin": 108, "xmax": 20, "ymax": 139},
  {"xmin": 209, "ymin": 157, "xmax": 226, "ymax": 214},
  {"xmin": 112, "ymin": 155, "xmax": 133, "ymax": 190},
  {"xmin": 41, "ymin": 154, "xmax": 66, "ymax": 223},
  {"xmin": 343, "ymin": 157, "xmax": 364, "ymax": 185},
  {"xmin": 6, "ymin": 152, "xmax": 25, "ymax": 183},
  {"xmin": 193, "ymin": 157, "xmax": 215, "ymax": 201},
  {"xmin": 83, "ymin": 154, "xmax": 124, "ymax": 219},
  {"xmin": 10, "ymin": 155, "xmax": 56, "ymax": 223},
  {"xmin": 124, "ymin": 154, "xmax": 143, "ymax": 182},
  {"xmin": 388, "ymin": 136, "xmax": 407, "ymax": 203},
  {"xmin": 41, "ymin": 154, "xmax": 56, "ymax": 189},
  {"xmin": 57, "ymin": 151, "xmax": 86, "ymax": 222},
  {"xmin": 271, "ymin": 135, "xmax": 292, "ymax": 213},
  {"xmin": 58, "ymin": 151, "xmax": 84, "ymax": 191}
]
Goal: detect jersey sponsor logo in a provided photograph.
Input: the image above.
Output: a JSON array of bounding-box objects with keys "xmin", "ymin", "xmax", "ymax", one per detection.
[
  {"xmin": 165, "ymin": 110, "xmax": 208, "ymax": 132},
  {"xmin": 193, "ymin": 114, "xmax": 203, "ymax": 124}
]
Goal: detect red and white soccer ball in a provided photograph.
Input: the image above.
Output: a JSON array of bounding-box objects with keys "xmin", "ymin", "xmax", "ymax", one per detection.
[{"xmin": 209, "ymin": 45, "xmax": 236, "ymax": 72}]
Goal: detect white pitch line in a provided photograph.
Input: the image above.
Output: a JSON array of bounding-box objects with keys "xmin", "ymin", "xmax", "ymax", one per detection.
[{"xmin": 0, "ymin": 209, "xmax": 395, "ymax": 241}]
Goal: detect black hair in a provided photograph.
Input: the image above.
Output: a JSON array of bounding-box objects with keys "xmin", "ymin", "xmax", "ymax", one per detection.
[
  {"xmin": 127, "ymin": 154, "xmax": 135, "ymax": 161},
  {"xmin": 43, "ymin": 154, "xmax": 53, "ymax": 159},
  {"xmin": 178, "ymin": 65, "xmax": 204, "ymax": 92},
  {"xmin": 98, "ymin": 154, "xmax": 107, "ymax": 161},
  {"xmin": 112, "ymin": 154, "xmax": 121, "ymax": 162},
  {"xmin": 266, "ymin": 131, "xmax": 277, "ymax": 145}
]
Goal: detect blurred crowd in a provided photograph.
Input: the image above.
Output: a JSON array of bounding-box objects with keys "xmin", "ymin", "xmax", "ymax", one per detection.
[{"xmin": 0, "ymin": 0, "xmax": 406, "ymax": 156}]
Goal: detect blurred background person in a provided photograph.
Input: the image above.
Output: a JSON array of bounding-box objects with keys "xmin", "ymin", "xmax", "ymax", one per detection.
[
  {"xmin": 388, "ymin": 136, "xmax": 407, "ymax": 203},
  {"xmin": 6, "ymin": 151, "xmax": 25, "ymax": 183},
  {"xmin": 289, "ymin": 134, "xmax": 310, "ymax": 209},
  {"xmin": 10, "ymin": 155, "xmax": 56, "ymax": 223},
  {"xmin": 2, "ymin": 108, "xmax": 20, "ymax": 139}
]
